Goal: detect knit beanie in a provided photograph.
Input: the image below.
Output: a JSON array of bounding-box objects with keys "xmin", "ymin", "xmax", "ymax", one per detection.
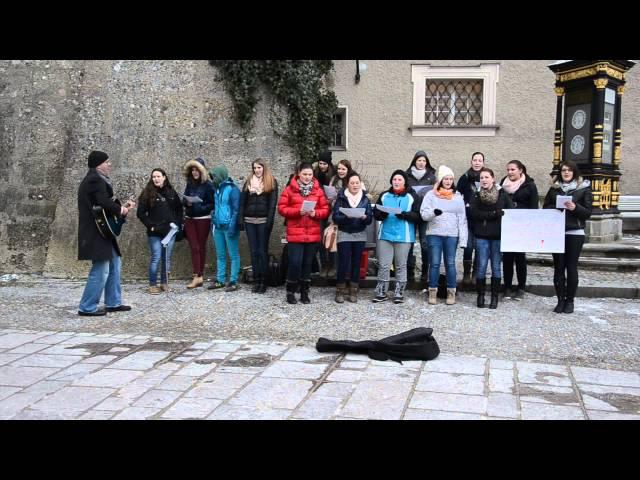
[
  {"xmin": 437, "ymin": 165, "xmax": 455, "ymax": 183},
  {"xmin": 195, "ymin": 157, "xmax": 206, "ymax": 167},
  {"xmin": 209, "ymin": 165, "xmax": 229, "ymax": 188},
  {"xmin": 88, "ymin": 150, "xmax": 109, "ymax": 168},
  {"xmin": 389, "ymin": 169, "xmax": 409, "ymax": 186},
  {"xmin": 318, "ymin": 150, "xmax": 333, "ymax": 164}
]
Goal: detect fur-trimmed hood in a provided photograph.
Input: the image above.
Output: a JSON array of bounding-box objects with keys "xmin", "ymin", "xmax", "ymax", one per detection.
[
  {"xmin": 182, "ymin": 159, "xmax": 210, "ymax": 183},
  {"xmin": 551, "ymin": 178, "xmax": 591, "ymax": 191}
]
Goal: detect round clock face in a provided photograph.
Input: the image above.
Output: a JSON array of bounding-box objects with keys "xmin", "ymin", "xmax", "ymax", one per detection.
[
  {"xmin": 571, "ymin": 109, "xmax": 586, "ymax": 129},
  {"xmin": 570, "ymin": 135, "xmax": 585, "ymax": 155}
]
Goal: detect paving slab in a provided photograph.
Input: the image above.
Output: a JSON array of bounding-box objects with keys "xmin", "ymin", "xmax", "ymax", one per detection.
[
  {"xmin": 520, "ymin": 402, "xmax": 585, "ymax": 420},
  {"xmin": 112, "ymin": 407, "xmax": 161, "ymax": 420},
  {"xmin": 106, "ymin": 351, "xmax": 171, "ymax": 371},
  {"xmin": 571, "ymin": 366, "xmax": 640, "ymax": 388},
  {"xmin": 133, "ymin": 389, "xmax": 182, "ymax": 409},
  {"xmin": 423, "ymin": 356, "xmax": 487, "ymax": 375},
  {"xmin": 293, "ymin": 395, "xmax": 344, "ymax": 420},
  {"xmin": 261, "ymin": 360, "xmax": 329, "ymax": 380},
  {"xmin": 30, "ymin": 386, "xmax": 115, "ymax": 414},
  {"xmin": 11, "ymin": 354, "xmax": 81, "ymax": 369},
  {"xmin": 416, "ymin": 371, "xmax": 485, "ymax": 395},
  {"xmin": 208, "ymin": 404, "xmax": 292, "ymax": 420},
  {"xmin": 409, "ymin": 391, "xmax": 487, "ymax": 415},
  {"xmin": 228, "ymin": 377, "xmax": 313, "ymax": 410},
  {"xmin": 403, "ymin": 409, "xmax": 484, "ymax": 420},
  {"xmin": 0, "ymin": 365, "xmax": 60, "ymax": 387},
  {"xmin": 516, "ymin": 362, "xmax": 572, "ymax": 387},
  {"xmin": 340, "ymin": 380, "xmax": 413, "ymax": 420},
  {"xmin": 161, "ymin": 398, "xmax": 222, "ymax": 419},
  {"xmin": 72, "ymin": 369, "xmax": 144, "ymax": 388}
]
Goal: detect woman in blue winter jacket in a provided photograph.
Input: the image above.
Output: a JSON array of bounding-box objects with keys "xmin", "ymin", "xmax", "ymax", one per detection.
[{"xmin": 331, "ymin": 172, "xmax": 373, "ymax": 303}]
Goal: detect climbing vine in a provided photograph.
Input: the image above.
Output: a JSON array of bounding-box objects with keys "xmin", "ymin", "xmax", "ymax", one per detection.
[{"xmin": 209, "ymin": 60, "xmax": 338, "ymax": 163}]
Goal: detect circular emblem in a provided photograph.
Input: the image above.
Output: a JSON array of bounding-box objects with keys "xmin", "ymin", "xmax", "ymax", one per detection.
[
  {"xmin": 570, "ymin": 135, "xmax": 585, "ymax": 155},
  {"xmin": 571, "ymin": 109, "xmax": 586, "ymax": 129}
]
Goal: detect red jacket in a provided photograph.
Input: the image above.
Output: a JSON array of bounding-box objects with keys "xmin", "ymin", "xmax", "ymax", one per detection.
[{"xmin": 278, "ymin": 177, "xmax": 330, "ymax": 243}]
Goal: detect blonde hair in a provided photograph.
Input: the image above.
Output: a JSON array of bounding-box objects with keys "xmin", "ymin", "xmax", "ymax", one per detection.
[{"xmin": 243, "ymin": 158, "xmax": 276, "ymax": 193}]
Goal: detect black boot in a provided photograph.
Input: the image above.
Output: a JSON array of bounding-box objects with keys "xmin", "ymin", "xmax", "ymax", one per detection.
[
  {"xmin": 476, "ymin": 278, "xmax": 486, "ymax": 308},
  {"xmin": 286, "ymin": 281, "xmax": 298, "ymax": 304},
  {"xmin": 563, "ymin": 299, "xmax": 574, "ymax": 314},
  {"xmin": 252, "ymin": 278, "xmax": 261, "ymax": 293},
  {"xmin": 489, "ymin": 277, "xmax": 500, "ymax": 309},
  {"xmin": 300, "ymin": 281, "xmax": 311, "ymax": 304},
  {"xmin": 553, "ymin": 282, "xmax": 565, "ymax": 313},
  {"xmin": 463, "ymin": 260, "xmax": 473, "ymax": 287},
  {"xmin": 258, "ymin": 282, "xmax": 267, "ymax": 294}
]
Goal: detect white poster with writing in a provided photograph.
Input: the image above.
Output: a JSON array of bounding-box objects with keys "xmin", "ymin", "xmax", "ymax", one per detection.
[{"xmin": 501, "ymin": 209, "xmax": 565, "ymax": 253}]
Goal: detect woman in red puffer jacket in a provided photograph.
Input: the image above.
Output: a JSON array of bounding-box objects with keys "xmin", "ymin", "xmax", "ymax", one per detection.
[{"xmin": 278, "ymin": 162, "xmax": 330, "ymax": 305}]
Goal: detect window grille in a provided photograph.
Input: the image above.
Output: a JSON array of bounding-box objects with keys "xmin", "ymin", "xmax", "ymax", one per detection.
[{"xmin": 424, "ymin": 79, "xmax": 483, "ymax": 126}]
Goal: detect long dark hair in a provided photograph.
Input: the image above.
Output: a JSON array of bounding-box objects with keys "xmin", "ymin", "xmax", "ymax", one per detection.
[
  {"xmin": 139, "ymin": 168, "xmax": 174, "ymax": 208},
  {"xmin": 507, "ymin": 160, "xmax": 527, "ymax": 176}
]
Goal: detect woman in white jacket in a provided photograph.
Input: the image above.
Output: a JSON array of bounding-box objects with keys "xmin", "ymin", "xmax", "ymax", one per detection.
[{"xmin": 420, "ymin": 165, "xmax": 468, "ymax": 305}]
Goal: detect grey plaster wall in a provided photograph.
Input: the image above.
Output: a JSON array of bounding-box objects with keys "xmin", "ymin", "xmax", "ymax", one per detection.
[
  {"xmin": 0, "ymin": 60, "xmax": 295, "ymax": 277},
  {"xmin": 330, "ymin": 60, "xmax": 640, "ymax": 197}
]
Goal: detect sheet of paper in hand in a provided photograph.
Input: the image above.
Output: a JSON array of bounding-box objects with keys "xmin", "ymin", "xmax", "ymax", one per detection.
[
  {"xmin": 501, "ymin": 209, "xmax": 565, "ymax": 253},
  {"xmin": 412, "ymin": 185, "xmax": 433, "ymax": 197},
  {"xmin": 434, "ymin": 197, "xmax": 465, "ymax": 214},
  {"xmin": 374, "ymin": 204, "xmax": 402, "ymax": 214},
  {"xmin": 182, "ymin": 194, "xmax": 203, "ymax": 203},
  {"xmin": 161, "ymin": 223, "xmax": 179, "ymax": 246},
  {"xmin": 323, "ymin": 185, "xmax": 337, "ymax": 199},
  {"xmin": 301, "ymin": 200, "xmax": 317, "ymax": 212},
  {"xmin": 339, "ymin": 207, "xmax": 366, "ymax": 218},
  {"xmin": 555, "ymin": 195, "xmax": 572, "ymax": 209}
]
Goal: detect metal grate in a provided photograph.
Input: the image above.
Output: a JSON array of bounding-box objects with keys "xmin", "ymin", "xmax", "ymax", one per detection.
[
  {"xmin": 425, "ymin": 79, "xmax": 483, "ymax": 126},
  {"xmin": 331, "ymin": 108, "xmax": 346, "ymax": 148}
]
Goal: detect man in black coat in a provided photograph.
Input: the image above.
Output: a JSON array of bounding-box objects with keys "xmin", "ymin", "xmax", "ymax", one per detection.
[{"xmin": 77, "ymin": 150, "xmax": 135, "ymax": 316}]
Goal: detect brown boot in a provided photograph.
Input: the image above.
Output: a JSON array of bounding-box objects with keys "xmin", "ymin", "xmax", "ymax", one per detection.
[
  {"xmin": 187, "ymin": 275, "xmax": 203, "ymax": 289},
  {"xmin": 446, "ymin": 288, "xmax": 456, "ymax": 305},
  {"xmin": 348, "ymin": 284, "xmax": 358, "ymax": 303},
  {"xmin": 148, "ymin": 286, "xmax": 162, "ymax": 295},
  {"xmin": 335, "ymin": 283, "xmax": 346, "ymax": 303},
  {"xmin": 428, "ymin": 288, "xmax": 438, "ymax": 305},
  {"xmin": 160, "ymin": 284, "xmax": 170, "ymax": 292}
]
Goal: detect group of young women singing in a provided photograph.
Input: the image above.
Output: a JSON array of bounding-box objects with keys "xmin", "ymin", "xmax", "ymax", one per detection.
[{"xmin": 133, "ymin": 149, "xmax": 592, "ymax": 314}]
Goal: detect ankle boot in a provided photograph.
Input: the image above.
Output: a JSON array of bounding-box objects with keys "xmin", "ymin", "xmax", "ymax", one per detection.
[
  {"xmin": 187, "ymin": 274, "xmax": 203, "ymax": 289},
  {"xmin": 347, "ymin": 284, "xmax": 358, "ymax": 303},
  {"xmin": 476, "ymin": 278, "xmax": 486, "ymax": 308},
  {"xmin": 258, "ymin": 282, "xmax": 267, "ymax": 294},
  {"xmin": 489, "ymin": 277, "xmax": 500, "ymax": 309},
  {"xmin": 393, "ymin": 281, "xmax": 406, "ymax": 304},
  {"xmin": 446, "ymin": 288, "xmax": 456, "ymax": 305},
  {"xmin": 428, "ymin": 287, "xmax": 438, "ymax": 305},
  {"xmin": 373, "ymin": 281, "xmax": 389, "ymax": 302},
  {"xmin": 563, "ymin": 298, "xmax": 574, "ymax": 314},
  {"xmin": 300, "ymin": 281, "xmax": 311, "ymax": 304},
  {"xmin": 335, "ymin": 283, "xmax": 346, "ymax": 303},
  {"xmin": 553, "ymin": 282, "xmax": 565, "ymax": 313},
  {"xmin": 462, "ymin": 260, "xmax": 473, "ymax": 286},
  {"xmin": 286, "ymin": 282, "xmax": 298, "ymax": 304}
]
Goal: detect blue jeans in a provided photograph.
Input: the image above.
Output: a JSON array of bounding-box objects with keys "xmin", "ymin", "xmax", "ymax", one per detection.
[
  {"xmin": 287, "ymin": 242, "xmax": 319, "ymax": 284},
  {"xmin": 148, "ymin": 235, "xmax": 176, "ymax": 285},
  {"xmin": 245, "ymin": 222, "xmax": 269, "ymax": 282},
  {"xmin": 213, "ymin": 228, "xmax": 241, "ymax": 284},
  {"xmin": 427, "ymin": 235, "xmax": 458, "ymax": 288},
  {"xmin": 463, "ymin": 225, "xmax": 476, "ymax": 263},
  {"xmin": 475, "ymin": 238, "xmax": 502, "ymax": 279},
  {"xmin": 336, "ymin": 241, "xmax": 365, "ymax": 284},
  {"xmin": 78, "ymin": 246, "xmax": 122, "ymax": 313}
]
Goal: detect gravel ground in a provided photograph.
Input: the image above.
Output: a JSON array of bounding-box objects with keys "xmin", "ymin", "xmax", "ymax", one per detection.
[{"xmin": 1, "ymin": 275, "xmax": 639, "ymax": 372}]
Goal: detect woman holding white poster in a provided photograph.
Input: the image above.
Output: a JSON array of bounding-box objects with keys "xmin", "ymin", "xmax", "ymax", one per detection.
[
  {"xmin": 469, "ymin": 167, "xmax": 513, "ymax": 309},
  {"xmin": 331, "ymin": 173, "xmax": 373, "ymax": 303},
  {"xmin": 542, "ymin": 160, "xmax": 592, "ymax": 314},
  {"xmin": 420, "ymin": 165, "xmax": 467, "ymax": 306},
  {"xmin": 499, "ymin": 160, "xmax": 539, "ymax": 300}
]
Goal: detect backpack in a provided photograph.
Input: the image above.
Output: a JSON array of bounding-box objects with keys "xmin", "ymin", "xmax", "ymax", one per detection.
[{"xmin": 267, "ymin": 251, "xmax": 286, "ymax": 287}]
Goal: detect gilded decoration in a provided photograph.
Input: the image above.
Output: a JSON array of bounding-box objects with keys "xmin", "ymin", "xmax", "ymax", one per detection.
[
  {"xmin": 593, "ymin": 142, "xmax": 602, "ymax": 158},
  {"xmin": 594, "ymin": 78, "xmax": 608, "ymax": 89},
  {"xmin": 554, "ymin": 87, "xmax": 565, "ymax": 96},
  {"xmin": 599, "ymin": 178, "xmax": 612, "ymax": 210}
]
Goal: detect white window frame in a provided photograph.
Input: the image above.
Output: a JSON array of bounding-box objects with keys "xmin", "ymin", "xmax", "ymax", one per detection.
[
  {"xmin": 411, "ymin": 63, "xmax": 500, "ymax": 137},
  {"xmin": 329, "ymin": 105, "xmax": 348, "ymax": 151}
]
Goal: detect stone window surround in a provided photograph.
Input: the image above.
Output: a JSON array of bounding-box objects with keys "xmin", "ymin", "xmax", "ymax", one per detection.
[{"xmin": 411, "ymin": 63, "xmax": 500, "ymax": 137}]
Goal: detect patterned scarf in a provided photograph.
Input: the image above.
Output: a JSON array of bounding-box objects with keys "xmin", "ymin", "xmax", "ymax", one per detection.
[
  {"xmin": 502, "ymin": 174, "xmax": 525, "ymax": 194},
  {"xmin": 248, "ymin": 175, "xmax": 264, "ymax": 195},
  {"xmin": 344, "ymin": 189, "xmax": 363, "ymax": 208},
  {"xmin": 297, "ymin": 178, "xmax": 313, "ymax": 197},
  {"xmin": 479, "ymin": 184, "xmax": 499, "ymax": 205}
]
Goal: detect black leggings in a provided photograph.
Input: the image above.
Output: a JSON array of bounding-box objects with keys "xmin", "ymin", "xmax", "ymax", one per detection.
[
  {"xmin": 502, "ymin": 252, "xmax": 527, "ymax": 290},
  {"xmin": 552, "ymin": 235, "xmax": 585, "ymax": 300}
]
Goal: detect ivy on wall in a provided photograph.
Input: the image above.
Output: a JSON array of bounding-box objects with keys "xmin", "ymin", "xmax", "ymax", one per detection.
[{"xmin": 209, "ymin": 60, "xmax": 338, "ymax": 163}]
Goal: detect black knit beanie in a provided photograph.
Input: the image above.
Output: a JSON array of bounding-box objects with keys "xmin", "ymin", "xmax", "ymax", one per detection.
[{"xmin": 88, "ymin": 150, "xmax": 109, "ymax": 168}]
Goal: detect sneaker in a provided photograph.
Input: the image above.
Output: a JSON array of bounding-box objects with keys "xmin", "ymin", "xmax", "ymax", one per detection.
[
  {"xmin": 225, "ymin": 282, "xmax": 238, "ymax": 292},
  {"xmin": 514, "ymin": 289, "xmax": 525, "ymax": 300},
  {"xmin": 148, "ymin": 286, "xmax": 162, "ymax": 295},
  {"xmin": 208, "ymin": 281, "xmax": 225, "ymax": 290}
]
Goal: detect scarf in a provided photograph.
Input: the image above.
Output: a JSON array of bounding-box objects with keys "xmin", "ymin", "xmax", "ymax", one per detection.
[
  {"xmin": 479, "ymin": 184, "xmax": 499, "ymax": 205},
  {"xmin": 560, "ymin": 180, "xmax": 578, "ymax": 194},
  {"xmin": 502, "ymin": 174, "xmax": 525, "ymax": 194},
  {"xmin": 97, "ymin": 172, "xmax": 113, "ymax": 188},
  {"xmin": 297, "ymin": 178, "xmax": 313, "ymax": 197},
  {"xmin": 392, "ymin": 187, "xmax": 405, "ymax": 195},
  {"xmin": 344, "ymin": 189, "xmax": 363, "ymax": 208},
  {"xmin": 410, "ymin": 166, "xmax": 426, "ymax": 180},
  {"xmin": 248, "ymin": 175, "xmax": 264, "ymax": 195},
  {"xmin": 434, "ymin": 187, "xmax": 454, "ymax": 200},
  {"xmin": 466, "ymin": 168, "xmax": 481, "ymax": 183}
]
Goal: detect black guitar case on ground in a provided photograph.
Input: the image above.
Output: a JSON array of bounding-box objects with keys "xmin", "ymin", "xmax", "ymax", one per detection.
[{"xmin": 316, "ymin": 327, "xmax": 440, "ymax": 363}]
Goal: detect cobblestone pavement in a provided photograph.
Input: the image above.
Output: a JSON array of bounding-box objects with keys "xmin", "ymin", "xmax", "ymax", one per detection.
[{"xmin": 0, "ymin": 328, "xmax": 638, "ymax": 420}]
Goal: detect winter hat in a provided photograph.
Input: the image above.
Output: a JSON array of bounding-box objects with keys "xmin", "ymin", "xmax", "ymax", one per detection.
[
  {"xmin": 195, "ymin": 157, "xmax": 206, "ymax": 167},
  {"xmin": 437, "ymin": 165, "xmax": 455, "ymax": 183},
  {"xmin": 88, "ymin": 150, "xmax": 109, "ymax": 168},
  {"xmin": 411, "ymin": 150, "xmax": 429, "ymax": 166},
  {"xmin": 209, "ymin": 165, "xmax": 229, "ymax": 187},
  {"xmin": 318, "ymin": 150, "xmax": 333, "ymax": 164},
  {"xmin": 389, "ymin": 169, "xmax": 409, "ymax": 186}
]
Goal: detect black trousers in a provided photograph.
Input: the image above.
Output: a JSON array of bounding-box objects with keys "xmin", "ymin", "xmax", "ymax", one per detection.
[
  {"xmin": 502, "ymin": 252, "xmax": 527, "ymax": 290},
  {"xmin": 552, "ymin": 234, "xmax": 585, "ymax": 300},
  {"xmin": 287, "ymin": 242, "xmax": 319, "ymax": 284}
]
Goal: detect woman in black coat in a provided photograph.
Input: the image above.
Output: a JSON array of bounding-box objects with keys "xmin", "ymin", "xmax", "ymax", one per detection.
[
  {"xmin": 543, "ymin": 160, "xmax": 592, "ymax": 314},
  {"xmin": 137, "ymin": 168, "xmax": 184, "ymax": 294},
  {"xmin": 499, "ymin": 160, "xmax": 539, "ymax": 300},
  {"xmin": 469, "ymin": 167, "xmax": 513, "ymax": 309},
  {"xmin": 240, "ymin": 158, "xmax": 279, "ymax": 294}
]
